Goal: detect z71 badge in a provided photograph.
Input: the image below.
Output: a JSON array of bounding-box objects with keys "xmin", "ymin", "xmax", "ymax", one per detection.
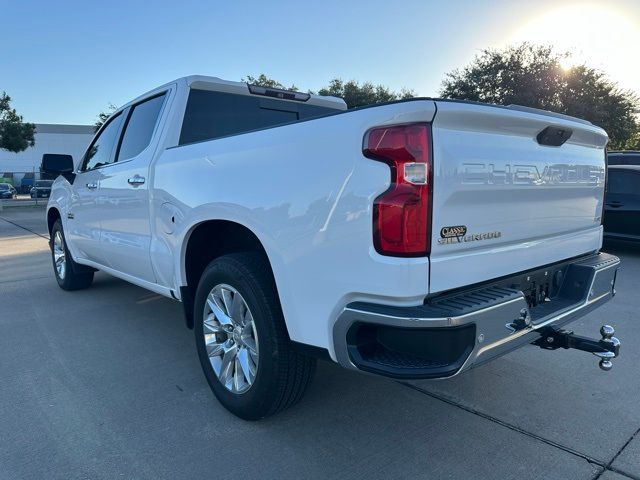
[{"xmin": 438, "ymin": 226, "xmax": 501, "ymax": 245}]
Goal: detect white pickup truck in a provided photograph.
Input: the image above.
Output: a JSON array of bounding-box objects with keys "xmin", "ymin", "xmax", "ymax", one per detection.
[{"xmin": 44, "ymin": 75, "xmax": 621, "ymax": 420}]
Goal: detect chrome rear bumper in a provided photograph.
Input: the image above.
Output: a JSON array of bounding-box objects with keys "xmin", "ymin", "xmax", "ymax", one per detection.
[{"xmin": 333, "ymin": 253, "xmax": 620, "ymax": 379}]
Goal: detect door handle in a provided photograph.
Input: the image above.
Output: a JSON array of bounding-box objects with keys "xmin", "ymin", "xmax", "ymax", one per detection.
[
  {"xmin": 127, "ymin": 175, "xmax": 146, "ymax": 186},
  {"xmin": 86, "ymin": 182, "xmax": 98, "ymax": 190}
]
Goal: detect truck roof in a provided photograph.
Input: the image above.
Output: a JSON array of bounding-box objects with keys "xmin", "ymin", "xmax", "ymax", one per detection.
[{"xmin": 125, "ymin": 75, "xmax": 347, "ymax": 112}]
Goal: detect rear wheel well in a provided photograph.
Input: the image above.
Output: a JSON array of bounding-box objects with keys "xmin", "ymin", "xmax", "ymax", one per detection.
[
  {"xmin": 47, "ymin": 208, "xmax": 61, "ymax": 236},
  {"xmin": 183, "ymin": 221, "xmax": 275, "ymax": 329}
]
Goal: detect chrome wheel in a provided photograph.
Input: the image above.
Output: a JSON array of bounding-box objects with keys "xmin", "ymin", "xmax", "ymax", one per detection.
[
  {"xmin": 53, "ymin": 230, "xmax": 66, "ymax": 280},
  {"xmin": 203, "ymin": 284, "xmax": 259, "ymax": 394}
]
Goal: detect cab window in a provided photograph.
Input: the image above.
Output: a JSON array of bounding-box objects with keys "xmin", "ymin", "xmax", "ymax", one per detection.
[
  {"xmin": 81, "ymin": 112, "xmax": 124, "ymax": 171},
  {"xmin": 117, "ymin": 93, "xmax": 166, "ymax": 161},
  {"xmin": 179, "ymin": 89, "xmax": 335, "ymax": 145}
]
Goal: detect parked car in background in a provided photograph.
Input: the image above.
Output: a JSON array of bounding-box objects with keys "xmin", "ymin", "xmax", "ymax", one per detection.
[
  {"xmin": 0, "ymin": 183, "xmax": 17, "ymax": 199},
  {"xmin": 30, "ymin": 180, "xmax": 53, "ymax": 199},
  {"xmin": 604, "ymin": 165, "xmax": 640, "ymax": 242},
  {"xmin": 608, "ymin": 151, "xmax": 640, "ymax": 166},
  {"xmin": 20, "ymin": 173, "xmax": 35, "ymax": 194}
]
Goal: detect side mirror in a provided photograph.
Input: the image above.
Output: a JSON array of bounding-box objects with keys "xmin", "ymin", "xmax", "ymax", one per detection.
[{"xmin": 41, "ymin": 154, "xmax": 74, "ymax": 175}]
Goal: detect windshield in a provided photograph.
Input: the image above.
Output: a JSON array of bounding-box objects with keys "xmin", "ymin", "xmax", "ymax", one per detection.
[
  {"xmin": 0, "ymin": 184, "xmax": 10, "ymax": 190},
  {"xmin": 35, "ymin": 181, "xmax": 53, "ymax": 187}
]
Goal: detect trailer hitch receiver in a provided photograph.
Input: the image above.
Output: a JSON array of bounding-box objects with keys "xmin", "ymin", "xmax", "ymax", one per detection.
[{"xmin": 533, "ymin": 325, "xmax": 621, "ymax": 371}]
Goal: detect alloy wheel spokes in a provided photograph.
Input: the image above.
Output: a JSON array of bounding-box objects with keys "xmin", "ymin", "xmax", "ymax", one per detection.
[
  {"xmin": 237, "ymin": 347, "xmax": 255, "ymax": 382},
  {"xmin": 218, "ymin": 343, "xmax": 237, "ymax": 388},
  {"xmin": 205, "ymin": 338, "xmax": 225, "ymax": 358},
  {"xmin": 53, "ymin": 231, "xmax": 66, "ymax": 280},
  {"xmin": 206, "ymin": 295, "xmax": 232, "ymax": 326},
  {"xmin": 203, "ymin": 313, "xmax": 224, "ymax": 334},
  {"xmin": 202, "ymin": 284, "xmax": 259, "ymax": 394}
]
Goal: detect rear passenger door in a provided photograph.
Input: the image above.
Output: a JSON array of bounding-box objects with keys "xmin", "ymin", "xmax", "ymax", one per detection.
[{"xmin": 97, "ymin": 91, "xmax": 168, "ymax": 283}]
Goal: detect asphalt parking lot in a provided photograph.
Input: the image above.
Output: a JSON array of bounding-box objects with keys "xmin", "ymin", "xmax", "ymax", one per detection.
[{"xmin": 1, "ymin": 207, "xmax": 639, "ymax": 480}]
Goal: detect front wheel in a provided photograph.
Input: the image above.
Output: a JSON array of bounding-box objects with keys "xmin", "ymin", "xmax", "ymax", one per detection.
[
  {"xmin": 194, "ymin": 253, "xmax": 316, "ymax": 420},
  {"xmin": 50, "ymin": 220, "xmax": 94, "ymax": 291}
]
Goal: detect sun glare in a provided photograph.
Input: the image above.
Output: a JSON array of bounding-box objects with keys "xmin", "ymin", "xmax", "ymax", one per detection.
[
  {"xmin": 558, "ymin": 56, "xmax": 577, "ymax": 72},
  {"xmin": 509, "ymin": 3, "xmax": 640, "ymax": 91}
]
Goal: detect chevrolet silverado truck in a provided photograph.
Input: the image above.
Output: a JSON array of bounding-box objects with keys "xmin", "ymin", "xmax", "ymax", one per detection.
[{"xmin": 43, "ymin": 76, "xmax": 621, "ymax": 420}]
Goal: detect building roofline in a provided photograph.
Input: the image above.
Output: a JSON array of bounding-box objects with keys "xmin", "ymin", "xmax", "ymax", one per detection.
[{"xmin": 35, "ymin": 124, "xmax": 95, "ymax": 135}]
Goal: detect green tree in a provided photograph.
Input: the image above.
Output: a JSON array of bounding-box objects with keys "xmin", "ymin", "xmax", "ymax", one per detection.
[
  {"xmin": 318, "ymin": 79, "xmax": 415, "ymax": 109},
  {"xmin": 622, "ymin": 128, "xmax": 640, "ymax": 150},
  {"xmin": 0, "ymin": 92, "xmax": 36, "ymax": 153},
  {"xmin": 440, "ymin": 43, "xmax": 640, "ymax": 149},
  {"xmin": 243, "ymin": 74, "xmax": 298, "ymax": 92},
  {"xmin": 244, "ymin": 74, "xmax": 415, "ymax": 109},
  {"xmin": 95, "ymin": 103, "xmax": 117, "ymax": 132}
]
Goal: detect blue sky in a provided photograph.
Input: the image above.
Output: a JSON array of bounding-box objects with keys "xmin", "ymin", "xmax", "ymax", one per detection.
[{"xmin": 1, "ymin": 0, "xmax": 638, "ymax": 124}]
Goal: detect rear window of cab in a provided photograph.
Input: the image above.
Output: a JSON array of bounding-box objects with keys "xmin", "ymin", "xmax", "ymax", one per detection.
[{"xmin": 179, "ymin": 89, "xmax": 336, "ymax": 145}]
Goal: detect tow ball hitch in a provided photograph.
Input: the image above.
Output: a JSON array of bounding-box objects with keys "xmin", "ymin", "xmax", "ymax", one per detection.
[{"xmin": 533, "ymin": 325, "xmax": 621, "ymax": 371}]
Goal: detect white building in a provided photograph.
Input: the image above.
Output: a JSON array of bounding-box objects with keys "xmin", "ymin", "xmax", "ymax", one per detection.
[{"xmin": 0, "ymin": 123, "xmax": 94, "ymax": 178}]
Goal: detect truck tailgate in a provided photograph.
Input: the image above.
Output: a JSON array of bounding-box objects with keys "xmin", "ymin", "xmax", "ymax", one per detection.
[{"xmin": 429, "ymin": 100, "xmax": 608, "ymax": 294}]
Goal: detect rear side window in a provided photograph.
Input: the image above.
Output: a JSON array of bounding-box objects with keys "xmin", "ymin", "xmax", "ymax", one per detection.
[
  {"xmin": 118, "ymin": 93, "xmax": 166, "ymax": 161},
  {"xmin": 607, "ymin": 170, "xmax": 640, "ymax": 194},
  {"xmin": 179, "ymin": 89, "xmax": 335, "ymax": 145}
]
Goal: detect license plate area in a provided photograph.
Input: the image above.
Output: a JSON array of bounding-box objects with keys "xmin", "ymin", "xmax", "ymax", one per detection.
[
  {"xmin": 494, "ymin": 254, "xmax": 616, "ymax": 324},
  {"xmin": 502, "ymin": 265, "xmax": 569, "ymax": 308},
  {"xmin": 492, "ymin": 261, "xmax": 579, "ymax": 324}
]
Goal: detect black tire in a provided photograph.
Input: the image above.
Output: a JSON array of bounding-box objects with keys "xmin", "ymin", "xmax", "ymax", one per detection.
[
  {"xmin": 50, "ymin": 219, "xmax": 94, "ymax": 291},
  {"xmin": 194, "ymin": 253, "xmax": 316, "ymax": 420}
]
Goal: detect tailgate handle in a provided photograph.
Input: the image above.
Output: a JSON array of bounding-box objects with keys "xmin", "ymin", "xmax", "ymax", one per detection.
[{"xmin": 537, "ymin": 126, "xmax": 573, "ymax": 147}]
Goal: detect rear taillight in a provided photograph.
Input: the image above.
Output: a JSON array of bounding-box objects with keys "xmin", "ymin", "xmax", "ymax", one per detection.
[{"xmin": 363, "ymin": 123, "xmax": 432, "ymax": 257}]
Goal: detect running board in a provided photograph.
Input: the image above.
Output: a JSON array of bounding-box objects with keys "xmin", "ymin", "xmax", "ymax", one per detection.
[{"xmin": 533, "ymin": 325, "xmax": 621, "ymax": 371}]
